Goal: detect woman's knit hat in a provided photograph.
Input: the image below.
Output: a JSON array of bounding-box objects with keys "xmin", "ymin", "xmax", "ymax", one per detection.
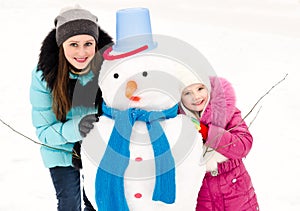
[{"xmin": 54, "ymin": 5, "xmax": 99, "ymax": 46}]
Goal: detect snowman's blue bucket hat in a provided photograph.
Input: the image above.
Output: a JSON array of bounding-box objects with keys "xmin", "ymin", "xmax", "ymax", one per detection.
[{"xmin": 104, "ymin": 7, "xmax": 157, "ymax": 60}]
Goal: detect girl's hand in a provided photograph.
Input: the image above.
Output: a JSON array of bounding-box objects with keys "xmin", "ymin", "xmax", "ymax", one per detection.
[
  {"xmin": 190, "ymin": 117, "xmax": 208, "ymax": 142},
  {"xmin": 199, "ymin": 122, "xmax": 208, "ymax": 142}
]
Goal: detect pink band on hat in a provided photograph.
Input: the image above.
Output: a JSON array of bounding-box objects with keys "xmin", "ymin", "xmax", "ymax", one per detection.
[{"xmin": 103, "ymin": 45, "xmax": 148, "ymax": 60}]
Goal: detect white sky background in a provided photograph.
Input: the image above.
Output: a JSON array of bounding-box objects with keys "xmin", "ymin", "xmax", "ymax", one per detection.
[{"xmin": 1, "ymin": 0, "xmax": 300, "ymax": 210}]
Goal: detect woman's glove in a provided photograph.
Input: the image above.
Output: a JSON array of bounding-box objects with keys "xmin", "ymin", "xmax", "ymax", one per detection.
[{"xmin": 79, "ymin": 114, "xmax": 99, "ymax": 137}]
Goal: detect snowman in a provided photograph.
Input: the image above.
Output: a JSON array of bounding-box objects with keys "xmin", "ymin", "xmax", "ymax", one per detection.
[{"xmin": 82, "ymin": 8, "xmax": 214, "ymax": 211}]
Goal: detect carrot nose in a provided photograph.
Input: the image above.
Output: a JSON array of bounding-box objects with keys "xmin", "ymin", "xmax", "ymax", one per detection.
[{"xmin": 125, "ymin": 80, "xmax": 137, "ymax": 99}]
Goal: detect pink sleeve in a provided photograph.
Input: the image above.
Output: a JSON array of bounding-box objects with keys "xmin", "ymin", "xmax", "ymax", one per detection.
[{"xmin": 205, "ymin": 108, "xmax": 253, "ymax": 159}]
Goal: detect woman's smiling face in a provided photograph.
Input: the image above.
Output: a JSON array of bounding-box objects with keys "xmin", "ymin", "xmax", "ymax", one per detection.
[
  {"xmin": 181, "ymin": 83, "xmax": 209, "ymax": 112},
  {"xmin": 62, "ymin": 34, "xmax": 96, "ymax": 69}
]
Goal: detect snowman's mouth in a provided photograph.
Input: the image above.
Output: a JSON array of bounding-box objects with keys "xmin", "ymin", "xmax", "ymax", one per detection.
[{"xmin": 130, "ymin": 96, "xmax": 141, "ymax": 102}]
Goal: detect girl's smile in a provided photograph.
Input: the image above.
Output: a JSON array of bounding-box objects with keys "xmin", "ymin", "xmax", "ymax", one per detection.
[
  {"xmin": 192, "ymin": 99, "xmax": 205, "ymax": 106},
  {"xmin": 181, "ymin": 83, "xmax": 209, "ymax": 113}
]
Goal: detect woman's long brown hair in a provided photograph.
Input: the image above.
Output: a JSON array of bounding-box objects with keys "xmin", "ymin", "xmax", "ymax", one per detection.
[
  {"xmin": 52, "ymin": 45, "xmax": 102, "ymax": 121},
  {"xmin": 52, "ymin": 46, "xmax": 70, "ymax": 122}
]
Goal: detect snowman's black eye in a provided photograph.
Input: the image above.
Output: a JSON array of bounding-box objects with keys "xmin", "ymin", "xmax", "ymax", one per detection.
[
  {"xmin": 113, "ymin": 73, "xmax": 119, "ymax": 79},
  {"xmin": 142, "ymin": 71, "xmax": 148, "ymax": 77}
]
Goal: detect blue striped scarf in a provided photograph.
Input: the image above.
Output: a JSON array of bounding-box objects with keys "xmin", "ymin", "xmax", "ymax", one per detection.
[{"xmin": 95, "ymin": 102, "xmax": 178, "ymax": 210}]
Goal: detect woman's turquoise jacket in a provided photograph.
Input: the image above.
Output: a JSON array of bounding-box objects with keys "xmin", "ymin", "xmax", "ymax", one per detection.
[{"xmin": 30, "ymin": 68, "xmax": 97, "ymax": 168}]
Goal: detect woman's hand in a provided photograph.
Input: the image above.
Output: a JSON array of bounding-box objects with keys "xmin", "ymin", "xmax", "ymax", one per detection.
[{"xmin": 79, "ymin": 114, "xmax": 99, "ymax": 137}]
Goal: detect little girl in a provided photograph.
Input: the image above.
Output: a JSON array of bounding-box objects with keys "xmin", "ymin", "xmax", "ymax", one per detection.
[{"xmin": 179, "ymin": 76, "xmax": 259, "ymax": 210}]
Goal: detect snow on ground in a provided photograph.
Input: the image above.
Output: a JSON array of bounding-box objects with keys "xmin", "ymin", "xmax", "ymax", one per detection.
[{"xmin": 1, "ymin": 0, "xmax": 300, "ymax": 210}]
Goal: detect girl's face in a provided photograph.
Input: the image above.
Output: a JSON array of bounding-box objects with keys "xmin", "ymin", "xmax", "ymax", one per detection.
[
  {"xmin": 181, "ymin": 83, "xmax": 209, "ymax": 112},
  {"xmin": 62, "ymin": 34, "xmax": 96, "ymax": 70}
]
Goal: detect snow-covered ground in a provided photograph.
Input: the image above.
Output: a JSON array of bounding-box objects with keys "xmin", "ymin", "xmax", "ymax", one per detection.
[{"xmin": 1, "ymin": 0, "xmax": 300, "ymax": 210}]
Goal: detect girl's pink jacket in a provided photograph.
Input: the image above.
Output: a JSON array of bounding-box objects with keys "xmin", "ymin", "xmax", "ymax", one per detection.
[{"xmin": 196, "ymin": 77, "xmax": 259, "ymax": 210}]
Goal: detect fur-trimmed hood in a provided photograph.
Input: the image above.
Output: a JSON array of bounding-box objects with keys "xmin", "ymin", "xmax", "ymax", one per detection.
[
  {"xmin": 201, "ymin": 77, "xmax": 236, "ymax": 127},
  {"xmin": 37, "ymin": 27, "xmax": 113, "ymax": 90}
]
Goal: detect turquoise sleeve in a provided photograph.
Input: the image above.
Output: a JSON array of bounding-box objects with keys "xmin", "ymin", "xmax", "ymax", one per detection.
[{"xmin": 30, "ymin": 69, "xmax": 83, "ymax": 146}]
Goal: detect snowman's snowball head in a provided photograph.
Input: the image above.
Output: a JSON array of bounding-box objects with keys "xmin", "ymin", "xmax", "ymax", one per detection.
[
  {"xmin": 98, "ymin": 34, "xmax": 216, "ymax": 111},
  {"xmin": 99, "ymin": 54, "xmax": 188, "ymax": 111}
]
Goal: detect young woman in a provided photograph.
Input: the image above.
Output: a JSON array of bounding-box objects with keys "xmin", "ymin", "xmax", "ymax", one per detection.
[
  {"xmin": 30, "ymin": 6, "xmax": 112, "ymax": 211},
  {"xmin": 179, "ymin": 76, "xmax": 259, "ymax": 210}
]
